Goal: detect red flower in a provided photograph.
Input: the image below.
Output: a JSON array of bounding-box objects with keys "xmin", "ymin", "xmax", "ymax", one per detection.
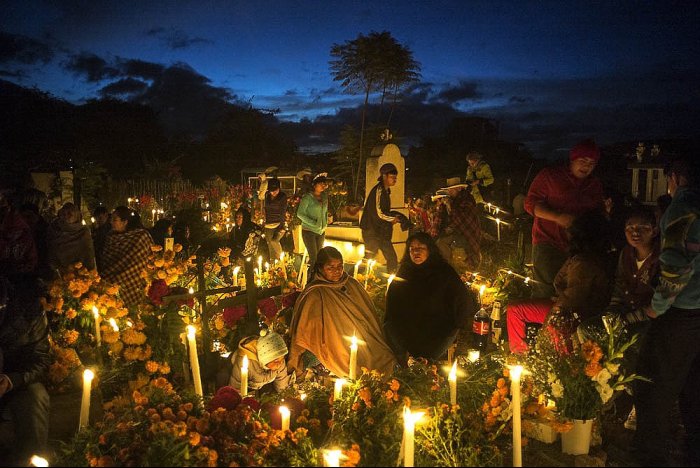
[
  {"xmin": 148, "ymin": 279, "xmax": 170, "ymax": 306},
  {"xmin": 241, "ymin": 397, "xmax": 261, "ymax": 412},
  {"xmin": 223, "ymin": 306, "xmax": 247, "ymax": 328},
  {"xmin": 207, "ymin": 386, "xmax": 242, "ymax": 411},
  {"xmin": 281, "ymin": 291, "xmax": 300, "ymax": 308}
]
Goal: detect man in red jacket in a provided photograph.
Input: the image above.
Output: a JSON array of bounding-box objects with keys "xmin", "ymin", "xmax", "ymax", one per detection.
[{"xmin": 524, "ymin": 139, "xmax": 604, "ymax": 298}]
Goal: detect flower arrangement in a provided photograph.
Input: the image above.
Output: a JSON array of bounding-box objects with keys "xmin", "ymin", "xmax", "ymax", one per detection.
[
  {"xmin": 526, "ymin": 313, "xmax": 647, "ymax": 421},
  {"xmin": 142, "ymin": 244, "xmax": 194, "ymax": 291}
]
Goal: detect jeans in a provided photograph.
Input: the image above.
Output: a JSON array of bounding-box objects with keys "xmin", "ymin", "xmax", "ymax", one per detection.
[
  {"xmin": 633, "ymin": 307, "xmax": 700, "ymax": 466},
  {"xmin": 362, "ymin": 230, "xmax": 398, "ymax": 273},
  {"xmin": 0, "ymin": 382, "xmax": 50, "ymax": 464},
  {"xmin": 264, "ymin": 227, "xmax": 284, "ymax": 261},
  {"xmin": 531, "ymin": 243, "xmax": 568, "ymax": 299},
  {"xmin": 301, "ymin": 230, "xmax": 325, "ymax": 271}
]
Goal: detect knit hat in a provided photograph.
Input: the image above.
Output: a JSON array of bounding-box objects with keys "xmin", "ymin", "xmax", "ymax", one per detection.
[
  {"xmin": 570, "ymin": 139, "xmax": 601, "ymax": 162},
  {"xmin": 257, "ymin": 330, "xmax": 288, "ymax": 367}
]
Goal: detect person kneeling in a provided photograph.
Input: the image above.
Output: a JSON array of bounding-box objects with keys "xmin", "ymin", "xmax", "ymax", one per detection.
[{"xmin": 229, "ymin": 330, "xmax": 294, "ymax": 396}]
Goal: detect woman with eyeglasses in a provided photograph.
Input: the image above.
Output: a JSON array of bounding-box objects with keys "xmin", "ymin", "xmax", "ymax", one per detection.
[
  {"xmin": 384, "ymin": 232, "xmax": 478, "ymax": 363},
  {"xmin": 288, "ymin": 246, "xmax": 398, "ymax": 378}
]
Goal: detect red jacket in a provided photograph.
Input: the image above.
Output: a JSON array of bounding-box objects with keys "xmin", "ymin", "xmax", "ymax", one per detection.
[{"xmin": 525, "ymin": 164, "xmax": 603, "ymax": 252}]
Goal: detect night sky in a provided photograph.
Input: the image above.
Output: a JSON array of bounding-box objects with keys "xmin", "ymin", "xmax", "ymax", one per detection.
[{"xmin": 2, "ymin": 0, "xmax": 699, "ymax": 156}]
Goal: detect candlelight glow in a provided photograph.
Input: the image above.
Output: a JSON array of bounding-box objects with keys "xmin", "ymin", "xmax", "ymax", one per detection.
[
  {"xmin": 187, "ymin": 325, "xmax": 196, "ymax": 340},
  {"xmin": 108, "ymin": 318, "xmax": 119, "ymax": 332},
  {"xmin": 29, "ymin": 455, "xmax": 49, "ymax": 467},
  {"xmin": 83, "ymin": 368, "xmax": 94, "ymax": 382},
  {"xmin": 322, "ymin": 449, "xmax": 343, "ymax": 467},
  {"xmin": 188, "ymin": 287, "xmax": 195, "ymax": 294},
  {"xmin": 91, "ymin": 306, "xmax": 99, "ymax": 318},
  {"xmin": 387, "ymin": 273, "xmax": 396, "ymax": 286},
  {"xmin": 242, "ymin": 355, "xmax": 249, "ymax": 370},
  {"xmin": 449, "ymin": 361, "xmax": 457, "ymax": 381}
]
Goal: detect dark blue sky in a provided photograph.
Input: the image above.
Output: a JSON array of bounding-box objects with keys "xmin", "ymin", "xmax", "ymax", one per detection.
[{"xmin": 2, "ymin": 0, "xmax": 699, "ymax": 155}]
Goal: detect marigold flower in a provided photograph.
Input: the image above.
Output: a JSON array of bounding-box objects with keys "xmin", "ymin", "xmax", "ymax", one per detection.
[
  {"xmin": 145, "ymin": 361, "xmax": 159, "ymax": 373},
  {"xmin": 389, "ymin": 379, "xmax": 400, "ymax": 392}
]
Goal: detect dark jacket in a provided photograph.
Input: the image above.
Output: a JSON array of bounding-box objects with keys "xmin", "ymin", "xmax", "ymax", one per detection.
[
  {"xmin": 384, "ymin": 256, "xmax": 477, "ymax": 360},
  {"xmin": 0, "ymin": 275, "xmax": 50, "ymax": 390},
  {"xmin": 361, "ymin": 182, "xmax": 394, "ymax": 239},
  {"xmin": 230, "ymin": 220, "xmax": 261, "ymax": 258},
  {"xmin": 607, "ymin": 244, "xmax": 660, "ymax": 316},
  {"xmin": 47, "ymin": 218, "xmax": 96, "ymax": 271},
  {"xmin": 553, "ymin": 253, "xmax": 611, "ymax": 320},
  {"xmin": 265, "ymin": 191, "xmax": 288, "ymax": 226}
]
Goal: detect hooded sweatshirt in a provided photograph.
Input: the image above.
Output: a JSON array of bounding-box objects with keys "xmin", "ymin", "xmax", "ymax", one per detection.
[{"xmin": 228, "ymin": 336, "xmax": 293, "ymax": 393}]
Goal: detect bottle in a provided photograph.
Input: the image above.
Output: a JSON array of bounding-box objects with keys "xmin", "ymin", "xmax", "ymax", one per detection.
[
  {"xmin": 472, "ymin": 307, "xmax": 491, "ymax": 351},
  {"xmin": 490, "ymin": 301, "xmax": 502, "ymax": 345}
]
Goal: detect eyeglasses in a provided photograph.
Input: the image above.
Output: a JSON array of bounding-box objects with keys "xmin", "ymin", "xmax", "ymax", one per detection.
[{"xmin": 625, "ymin": 225, "xmax": 653, "ymax": 233}]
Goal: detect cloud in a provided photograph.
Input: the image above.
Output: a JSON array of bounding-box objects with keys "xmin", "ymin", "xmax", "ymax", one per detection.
[
  {"xmin": 0, "ymin": 69, "xmax": 27, "ymax": 79},
  {"xmin": 118, "ymin": 58, "xmax": 165, "ymax": 80},
  {"xmin": 0, "ymin": 32, "xmax": 53, "ymax": 65},
  {"xmin": 432, "ymin": 80, "xmax": 480, "ymax": 104},
  {"xmin": 64, "ymin": 52, "xmax": 120, "ymax": 82},
  {"xmin": 509, "ymin": 95, "xmax": 533, "ymax": 104},
  {"xmin": 99, "ymin": 77, "xmax": 148, "ymax": 98},
  {"xmin": 144, "ymin": 27, "xmax": 212, "ymax": 50}
]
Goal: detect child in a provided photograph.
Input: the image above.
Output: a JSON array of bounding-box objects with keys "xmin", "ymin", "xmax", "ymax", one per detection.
[{"xmin": 229, "ymin": 330, "xmax": 294, "ymax": 395}]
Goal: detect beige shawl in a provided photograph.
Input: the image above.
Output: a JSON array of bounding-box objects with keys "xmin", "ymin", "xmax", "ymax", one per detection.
[{"xmin": 288, "ymin": 273, "xmax": 397, "ymax": 378}]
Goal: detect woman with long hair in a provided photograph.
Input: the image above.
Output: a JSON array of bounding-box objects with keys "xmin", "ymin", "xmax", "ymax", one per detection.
[{"xmin": 288, "ymin": 246, "xmax": 397, "ymax": 378}]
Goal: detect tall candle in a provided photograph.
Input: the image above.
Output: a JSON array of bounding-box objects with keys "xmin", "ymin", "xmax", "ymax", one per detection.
[
  {"xmin": 353, "ymin": 259, "xmax": 362, "ymax": 279},
  {"xmin": 449, "ymin": 361, "xmax": 458, "ymax": 406},
  {"xmin": 279, "ymin": 405, "xmax": 290, "ymax": 431},
  {"xmin": 233, "ymin": 266, "xmax": 241, "ymax": 287},
  {"xmin": 403, "ymin": 407, "xmax": 425, "ymax": 467},
  {"xmin": 479, "ymin": 284, "xmax": 486, "ymax": 306},
  {"xmin": 510, "ymin": 365, "xmax": 524, "ymax": 467},
  {"xmin": 387, "ymin": 273, "xmax": 396, "ymax": 292},
  {"xmin": 79, "ymin": 369, "xmax": 94, "ymax": 430},
  {"xmin": 349, "ymin": 334, "xmax": 358, "ymax": 380},
  {"xmin": 333, "ymin": 378, "xmax": 346, "ymax": 400},
  {"xmin": 323, "ymin": 449, "xmax": 342, "ymax": 467},
  {"xmin": 92, "ymin": 306, "xmax": 101, "ymax": 346},
  {"xmin": 108, "ymin": 318, "xmax": 119, "ymax": 332},
  {"xmin": 186, "ymin": 325, "xmax": 203, "ymax": 399},
  {"xmin": 264, "ymin": 261, "xmax": 270, "ymax": 273},
  {"xmin": 240, "ymin": 355, "xmax": 249, "ymax": 396},
  {"xmin": 257, "ymin": 256, "xmax": 263, "ymax": 276},
  {"xmin": 496, "ymin": 217, "xmax": 501, "ymax": 241}
]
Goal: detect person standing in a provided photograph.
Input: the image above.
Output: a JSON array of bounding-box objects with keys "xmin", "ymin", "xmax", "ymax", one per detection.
[
  {"xmin": 633, "ymin": 157, "xmax": 700, "ymax": 467},
  {"xmin": 91, "ymin": 206, "xmax": 111, "ymax": 272},
  {"xmin": 435, "ymin": 178, "xmax": 482, "ymax": 271},
  {"xmin": 46, "ymin": 202, "xmax": 96, "ymax": 272},
  {"xmin": 361, "ymin": 163, "xmax": 400, "ymax": 274},
  {"xmin": 296, "ymin": 173, "xmax": 330, "ymax": 271},
  {"xmin": 524, "ymin": 139, "xmax": 604, "ymax": 298},
  {"xmin": 263, "ymin": 178, "xmax": 288, "ymax": 262},
  {"xmin": 465, "ymin": 151, "xmax": 494, "ymax": 205}
]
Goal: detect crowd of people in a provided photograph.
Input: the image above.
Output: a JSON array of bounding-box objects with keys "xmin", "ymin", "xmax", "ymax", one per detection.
[{"xmin": 0, "ymin": 143, "xmax": 697, "ymax": 466}]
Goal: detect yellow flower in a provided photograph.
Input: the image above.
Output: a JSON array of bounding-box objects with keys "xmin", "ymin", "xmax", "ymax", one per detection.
[
  {"xmin": 217, "ymin": 247, "xmax": 231, "ymax": 257},
  {"xmin": 151, "ymin": 245, "xmax": 163, "ymax": 252}
]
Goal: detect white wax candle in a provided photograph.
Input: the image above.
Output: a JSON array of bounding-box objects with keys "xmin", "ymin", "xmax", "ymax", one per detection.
[
  {"xmin": 449, "ymin": 361, "xmax": 458, "ymax": 406},
  {"xmin": 92, "ymin": 306, "xmax": 101, "ymax": 346},
  {"xmin": 233, "ymin": 266, "xmax": 241, "ymax": 287},
  {"xmin": 468, "ymin": 349, "xmax": 481, "ymax": 363},
  {"xmin": 79, "ymin": 369, "xmax": 94, "ymax": 430},
  {"xmin": 323, "ymin": 449, "xmax": 342, "ymax": 467},
  {"xmin": 257, "ymin": 256, "xmax": 263, "ymax": 275},
  {"xmin": 264, "ymin": 262, "xmax": 269, "ymax": 273},
  {"xmin": 333, "ymin": 378, "xmax": 346, "ymax": 400},
  {"xmin": 240, "ymin": 355, "xmax": 249, "ymax": 396},
  {"xmin": 349, "ymin": 334, "xmax": 358, "ymax": 380},
  {"xmin": 479, "ymin": 284, "xmax": 486, "ymax": 306},
  {"xmin": 496, "ymin": 218, "xmax": 501, "ymax": 241},
  {"xmin": 186, "ymin": 325, "xmax": 203, "ymax": 399},
  {"xmin": 403, "ymin": 407, "xmax": 425, "ymax": 467},
  {"xmin": 387, "ymin": 273, "xmax": 396, "ymax": 292},
  {"xmin": 29, "ymin": 455, "xmax": 49, "ymax": 467},
  {"xmin": 279, "ymin": 405, "xmax": 290, "ymax": 431},
  {"xmin": 353, "ymin": 259, "xmax": 362, "ymax": 279},
  {"xmin": 510, "ymin": 365, "xmax": 524, "ymax": 467},
  {"xmin": 108, "ymin": 318, "xmax": 119, "ymax": 332}
]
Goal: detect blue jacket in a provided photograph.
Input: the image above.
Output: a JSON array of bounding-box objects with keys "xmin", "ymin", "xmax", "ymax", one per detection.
[
  {"xmin": 652, "ymin": 186, "xmax": 700, "ymax": 315},
  {"xmin": 296, "ymin": 192, "xmax": 328, "ymax": 235}
]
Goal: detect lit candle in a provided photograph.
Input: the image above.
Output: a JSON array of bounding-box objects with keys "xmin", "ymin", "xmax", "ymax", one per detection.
[
  {"xmin": 468, "ymin": 349, "xmax": 481, "ymax": 363},
  {"xmin": 449, "ymin": 361, "xmax": 458, "ymax": 406},
  {"xmin": 151, "ymin": 208, "xmax": 156, "ymax": 220},
  {"xmin": 323, "ymin": 449, "xmax": 342, "ymax": 467},
  {"xmin": 299, "ymin": 391, "xmax": 307, "ymax": 401},
  {"xmin": 186, "ymin": 325, "xmax": 203, "ymax": 399},
  {"xmin": 164, "ymin": 237, "xmax": 174, "ymax": 251},
  {"xmin": 264, "ymin": 261, "xmax": 269, "ymax": 273},
  {"xmin": 233, "ymin": 266, "xmax": 241, "ymax": 287},
  {"xmin": 108, "ymin": 318, "xmax": 119, "ymax": 332},
  {"xmin": 258, "ymin": 256, "xmax": 263, "ymax": 275},
  {"xmin": 496, "ymin": 218, "xmax": 501, "ymax": 241},
  {"xmin": 333, "ymin": 378, "xmax": 346, "ymax": 400},
  {"xmin": 92, "ymin": 306, "xmax": 101, "ymax": 346},
  {"xmin": 280, "ymin": 252, "xmax": 285, "ymax": 264},
  {"xmin": 240, "ymin": 355, "xmax": 249, "ymax": 396},
  {"xmin": 279, "ymin": 405, "xmax": 290, "ymax": 431},
  {"xmin": 486, "ymin": 202, "xmax": 492, "ymax": 214},
  {"xmin": 353, "ymin": 259, "xmax": 362, "ymax": 279},
  {"xmin": 403, "ymin": 406, "xmax": 425, "ymax": 467},
  {"xmin": 29, "ymin": 455, "xmax": 49, "ymax": 467},
  {"xmin": 189, "ymin": 287, "xmax": 195, "ymax": 294},
  {"xmin": 79, "ymin": 368, "xmax": 94, "ymax": 430},
  {"xmin": 387, "ymin": 273, "xmax": 396, "ymax": 293},
  {"xmin": 479, "ymin": 284, "xmax": 486, "ymax": 306},
  {"xmin": 349, "ymin": 334, "xmax": 358, "ymax": 380},
  {"xmin": 510, "ymin": 365, "xmax": 524, "ymax": 467}
]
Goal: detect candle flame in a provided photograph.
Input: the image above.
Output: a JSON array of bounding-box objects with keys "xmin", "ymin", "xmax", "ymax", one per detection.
[
  {"xmin": 509, "ymin": 365, "xmax": 524, "ymax": 381},
  {"xmin": 188, "ymin": 287, "xmax": 195, "ymax": 294},
  {"xmin": 403, "ymin": 406, "xmax": 425, "ymax": 425},
  {"xmin": 350, "ymin": 334, "xmax": 358, "ymax": 349},
  {"xmin": 479, "ymin": 284, "xmax": 486, "ymax": 296},
  {"xmin": 29, "ymin": 455, "xmax": 49, "ymax": 467},
  {"xmin": 186, "ymin": 325, "xmax": 196, "ymax": 339},
  {"xmin": 322, "ymin": 449, "xmax": 343, "ymax": 467},
  {"xmin": 355, "ymin": 259, "xmax": 362, "ymax": 266},
  {"xmin": 108, "ymin": 318, "xmax": 119, "ymax": 332},
  {"xmin": 242, "ymin": 355, "xmax": 249, "ymax": 371},
  {"xmin": 233, "ymin": 266, "xmax": 241, "ymax": 275},
  {"xmin": 83, "ymin": 368, "xmax": 94, "ymax": 382},
  {"xmin": 92, "ymin": 306, "xmax": 99, "ymax": 318},
  {"xmin": 279, "ymin": 405, "xmax": 290, "ymax": 417},
  {"xmin": 449, "ymin": 361, "xmax": 458, "ymax": 381},
  {"xmin": 299, "ymin": 392, "xmax": 307, "ymax": 401},
  {"xmin": 387, "ymin": 273, "xmax": 396, "ymax": 286}
]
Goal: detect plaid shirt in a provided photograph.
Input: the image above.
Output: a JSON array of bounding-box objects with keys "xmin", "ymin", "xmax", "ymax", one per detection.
[
  {"xmin": 101, "ymin": 229, "xmax": 153, "ymax": 306},
  {"xmin": 447, "ymin": 190, "xmax": 481, "ymax": 261}
]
